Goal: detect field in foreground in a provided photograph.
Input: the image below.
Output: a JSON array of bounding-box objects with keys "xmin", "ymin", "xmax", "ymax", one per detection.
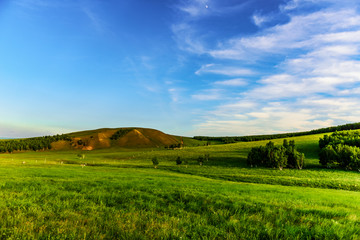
[{"xmin": 0, "ymin": 133, "xmax": 359, "ymax": 239}]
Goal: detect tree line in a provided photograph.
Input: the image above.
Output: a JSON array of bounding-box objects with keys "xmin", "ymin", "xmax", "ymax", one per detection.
[
  {"xmin": 319, "ymin": 131, "xmax": 360, "ymax": 170},
  {"xmin": 110, "ymin": 128, "xmax": 134, "ymax": 140},
  {"xmin": 247, "ymin": 140, "xmax": 305, "ymax": 170},
  {"xmin": 194, "ymin": 122, "xmax": 360, "ymax": 143},
  {"xmin": 0, "ymin": 134, "xmax": 71, "ymax": 153}
]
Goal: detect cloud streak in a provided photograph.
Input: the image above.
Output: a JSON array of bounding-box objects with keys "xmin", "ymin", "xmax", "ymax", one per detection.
[{"xmin": 195, "ymin": 64, "xmax": 254, "ymax": 76}]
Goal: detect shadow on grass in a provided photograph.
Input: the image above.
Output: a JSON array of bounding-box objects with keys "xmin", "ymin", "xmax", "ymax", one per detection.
[{"xmin": 201, "ymin": 156, "xmax": 248, "ymax": 168}]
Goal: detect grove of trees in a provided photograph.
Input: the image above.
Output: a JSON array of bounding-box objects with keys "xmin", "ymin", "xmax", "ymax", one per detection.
[
  {"xmin": 0, "ymin": 134, "xmax": 71, "ymax": 153},
  {"xmin": 319, "ymin": 131, "xmax": 360, "ymax": 170},
  {"xmin": 247, "ymin": 140, "xmax": 305, "ymax": 170},
  {"xmin": 110, "ymin": 128, "xmax": 134, "ymax": 140}
]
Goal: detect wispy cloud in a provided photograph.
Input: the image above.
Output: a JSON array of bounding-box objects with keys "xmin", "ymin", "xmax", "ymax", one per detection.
[
  {"xmin": 252, "ymin": 12, "xmax": 271, "ymax": 27},
  {"xmin": 177, "ymin": 0, "xmax": 210, "ymax": 17},
  {"xmin": 213, "ymin": 78, "xmax": 247, "ymax": 86},
  {"xmin": 195, "ymin": 64, "xmax": 254, "ymax": 76},
  {"xmin": 171, "ymin": 23, "xmax": 206, "ymax": 53},
  {"xmin": 176, "ymin": 0, "xmax": 249, "ymax": 18},
  {"xmin": 209, "ymin": 9, "xmax": 360, "ymax": 60},
  {"xmin": 82, "ymin": 6, "xmax": 106, "ymax": 33}
]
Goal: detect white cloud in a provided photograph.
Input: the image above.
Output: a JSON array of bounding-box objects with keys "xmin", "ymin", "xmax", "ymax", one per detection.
[
  {"xmin": 192, "ymin": 99, "xmax": 340, "ymax": 136},
  {"xmin": 252, "ymin": 12, "xmax": 270, "ymax": 27},
  {"xmin": 213, "ymin": 78, "xmax": 247, "ymax": 86},
  {"xmin": 195, "ymin": 64, "xmax": 254, "ymax": 76},
  {"xmin": 208, "ymin": 9, "xmax": 360, "ymax": 60}
]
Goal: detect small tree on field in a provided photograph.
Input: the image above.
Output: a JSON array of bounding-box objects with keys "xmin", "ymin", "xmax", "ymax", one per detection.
[
  {"xmin": 284, "ymin": 140, "xmax": 304, "ymax": 169},
  {"xmin": 151, "ymin": 157, "xmax": 159, "ymax": 168},
  {"xmin": 197, "ymin": 156, "xmax": 204, "ymax": 166},
  {"xmin": 176, "ymin": 156, "xmax": 182, "ymax": 165}
]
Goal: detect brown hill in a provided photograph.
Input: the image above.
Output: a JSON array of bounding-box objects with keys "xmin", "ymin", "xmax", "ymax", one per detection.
[{"xmin": 53, "ymin": 127, "xmax": 181, "ymax": 150}]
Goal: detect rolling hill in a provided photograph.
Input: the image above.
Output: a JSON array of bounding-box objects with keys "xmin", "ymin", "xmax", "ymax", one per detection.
[{"xmin": 52, "ymin": 127, "xmax": 182, "ymax": 151}]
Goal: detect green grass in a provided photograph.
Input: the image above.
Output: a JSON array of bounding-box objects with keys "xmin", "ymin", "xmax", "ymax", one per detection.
[{"xmin": 0, "ymin": 133, "xmax": 359, "ymax": 239}]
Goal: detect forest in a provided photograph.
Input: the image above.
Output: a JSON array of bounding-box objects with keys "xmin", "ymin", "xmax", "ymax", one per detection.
[{"xmin": 0, "ymin": 134, "xmax": 71, "ymax": 153}]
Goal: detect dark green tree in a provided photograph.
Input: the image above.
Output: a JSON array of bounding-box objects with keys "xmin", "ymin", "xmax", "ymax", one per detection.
[
  {"xmin": 197, "ymin": 156, "xmax": 204, "ymax": 166},
  {"xmin": 151, "ymin": 157, "xmax": 159, "ymax": 168},
  {"xmin": 176, "ymin": 156, "xmax": 182, "ymax": 165}
]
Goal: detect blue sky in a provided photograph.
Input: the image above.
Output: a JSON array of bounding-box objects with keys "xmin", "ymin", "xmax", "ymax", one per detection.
[{"xmin": 1, "ymin": 0, "xmax": 360, "ymax": 138}]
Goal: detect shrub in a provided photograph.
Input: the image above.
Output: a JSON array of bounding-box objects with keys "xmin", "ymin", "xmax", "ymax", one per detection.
[
  {"xmin": 151, "ymin": 157, "xmax": 159, "ymax": 168},
  {"xmin": 176, "ymin": 156, "xmax": 182, "ymax": 165},
  {"xmin": 197, "ymin": 156, "xmax": 204, "ymax": 166}
]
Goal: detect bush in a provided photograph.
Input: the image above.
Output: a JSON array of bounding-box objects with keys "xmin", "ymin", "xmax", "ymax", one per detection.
[
  {"xmin": 151, "ymin": 157, "xmax": 159, "ymax": 168},
  {"xmin": 197, "ymin": 156, "xmax": 204, "ymax": 166},
  {"xmin": 176, "ymin": 156, "xmax": 182, "ymax": 165}
]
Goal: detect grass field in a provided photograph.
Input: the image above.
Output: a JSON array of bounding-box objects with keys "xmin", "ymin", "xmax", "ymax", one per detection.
[{"xmin": 0, "ymin": 133, "xmax": 359, "ymax": 239}]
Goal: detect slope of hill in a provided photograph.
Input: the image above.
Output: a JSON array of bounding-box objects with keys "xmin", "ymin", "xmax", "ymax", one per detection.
[{"xmin": 57, "ymin": 127, "xmax": 182, "ymax": 150}]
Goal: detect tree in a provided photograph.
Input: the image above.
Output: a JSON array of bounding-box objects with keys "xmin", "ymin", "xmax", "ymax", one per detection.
[
  {"xmin": 319, "ymin": 145, "xmax": 337, "ymax": 167},
  {"xmin": 151, "ymin": 157, "xmax": 159, "ymax": 168},
  {"xmin": 265, "ymin": 144, "xmax": 287, "ymax": 170},
  {"xmin": 197, "ymin": 156, "xmax": 204, "ymax": 166},
  {"xmin": 283, "ymin": 139, "xmax": 289, "ymax": 148},
  {"xmin": 284, "ymin": 140, "xmax": 304, "ymax": 169},
  {"xmin": 176, "ymin": 156, "xmax": 182, "ymax": 165}
]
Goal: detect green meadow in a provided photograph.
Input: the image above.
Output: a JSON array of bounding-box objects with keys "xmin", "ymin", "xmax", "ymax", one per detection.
[{"xmin": 0, "ymin": 133, "xmax": 360, "ymax": 239}]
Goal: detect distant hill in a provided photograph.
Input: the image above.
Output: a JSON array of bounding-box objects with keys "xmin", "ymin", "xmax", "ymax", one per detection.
[{"xmin": 51, "ymin": 127, "xmax": 182, "ymax": 151}]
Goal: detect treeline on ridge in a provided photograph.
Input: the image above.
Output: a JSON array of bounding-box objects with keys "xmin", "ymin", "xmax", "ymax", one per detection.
[
  {"xmin": 0, "ymin": 134, "xmax": 71, "ymax": 153},
  {"xmin": 110, "ymin": 128, "xmax": 134, "ymax": 140},
  {"xmin": 319, "ymin": 131, "xmax": 360, "ymax": 170},
  {"xmin": 247, "ymin": 140, "xmax": 305, "ymax": 170},
  {"xmin": 194, "ymin": 122, "xmax": 360, "ymax": 143}
]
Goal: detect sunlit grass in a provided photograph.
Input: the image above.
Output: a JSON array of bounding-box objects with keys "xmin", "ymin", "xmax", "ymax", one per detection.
[{"xmin": 0, "ymin": 133, "xmax": 359, "ymax": 239}]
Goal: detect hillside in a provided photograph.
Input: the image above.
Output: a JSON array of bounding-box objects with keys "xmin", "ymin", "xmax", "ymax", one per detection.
[{"xmin": 54, "ymin": 127, "xmax": 182, "ymax": 150}]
